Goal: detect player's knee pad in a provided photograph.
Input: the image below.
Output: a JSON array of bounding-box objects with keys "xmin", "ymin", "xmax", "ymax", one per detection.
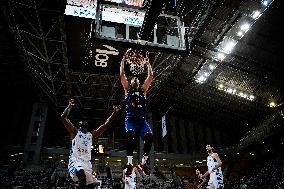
[{"xmin": 143, "ymin": 132, "xmax": 153, "ymax": 155}]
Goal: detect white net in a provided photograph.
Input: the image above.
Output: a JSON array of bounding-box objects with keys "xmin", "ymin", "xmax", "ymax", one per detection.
[
  {"xmin": 129, "ymin": 61, "xmax": 145, "ymax": 75},
  {"xmin": 125, "ymin": 49, "xmax": 147, "ymax": 75}
]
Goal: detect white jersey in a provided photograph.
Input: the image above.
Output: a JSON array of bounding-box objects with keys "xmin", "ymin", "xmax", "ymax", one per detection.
[
  {"xmin": 207, "ymin": 153, "xmax": 224, "ymax": 189},
  {"xmin": 207, "ymin": 153, "xmax": 221, "ymax": 174},
  {"xmin": 70, "ymin": 129, "xmax": 92, "ymax": 162}
]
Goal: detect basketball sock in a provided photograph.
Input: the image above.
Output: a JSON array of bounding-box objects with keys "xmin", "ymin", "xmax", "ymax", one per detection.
[{"xmin": 127, "ymin": 156, "xmax": 133, "ymax": 165}]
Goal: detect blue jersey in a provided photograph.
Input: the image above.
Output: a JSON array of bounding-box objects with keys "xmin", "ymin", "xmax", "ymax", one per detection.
[{"xmin": 126, "ymin": 87, "xmax": 145, "ymax": 118}]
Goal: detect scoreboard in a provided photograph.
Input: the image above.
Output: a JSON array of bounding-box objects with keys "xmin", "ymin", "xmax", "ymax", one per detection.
[{"xmin": 65, "ymin": 0, "xmax": 145, "ymax": 26}]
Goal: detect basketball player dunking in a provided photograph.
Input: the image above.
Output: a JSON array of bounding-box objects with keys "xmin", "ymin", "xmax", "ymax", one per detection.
[{"xmin": 120, "ymin": 48, "xmax": 154, "ymax": 177}]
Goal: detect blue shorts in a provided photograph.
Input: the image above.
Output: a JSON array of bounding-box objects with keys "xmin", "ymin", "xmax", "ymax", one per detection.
[{"xmin": 125, "ymin": 117, "xmax": 152, "ymax": 139}]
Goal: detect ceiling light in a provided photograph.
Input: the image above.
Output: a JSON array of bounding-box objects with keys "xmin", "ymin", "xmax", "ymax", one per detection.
[
  {"xmin": 269, "ymin": 101, "xmax": 276, "ymax": 108},
  {"xmin": 180, "ymin": 164, "xmax": 183, "ymax": 166},
  {"xmin": 262, "ymin": 0, "xmax": 269, "ymax": 6},
  {"xmin": 252, "ymin": 10, "xmax": 261, "ymax": 19},
  {"xmin": 218, "ymin": 84, "xmax": 224, "ymax": 90},
  {"xmin": 249, "ymin": 95, "xmax": 255, "ymax": 100},
  {"xmin": 240, "ymin": 23, "xmax": 250, "ymax": 32},
  {"xmin": 218, "ymin": 84, "xmax": 255, "ymax": 101},
  {"xmin": 162, "ymin": 159, "xmax": 166, "ymax": 161},
  {"xmin": 237, "ymin": 31, "xmax": 244, "ymax": 37},
  {"xmin": 227, "ymin": 88, "xmax": 233, "ymax": 94},
  {"xmin": 117, "ymin": 159, "xmax": 121, "ymax": 162},
  {"xmin": 203, "ymin": 72, "xmax": 209, "ymax": 77},
  {"xmin": 223, "ymin": 40, "xmax": 237, "ymax": 54},
  {"xmin": 209, "ymin": 64, "xmax": 215, "ymax": 70},
  {"xmin": 217, "ymin": 53, "xmax": 226, "ymax": 61},
  {"xmin": 95, "ymin": 159, "xmax": 99, "ymax": 161},
  {"xmin": 196, "ymin": 75, "xmax": 206, "ymax": 83}
]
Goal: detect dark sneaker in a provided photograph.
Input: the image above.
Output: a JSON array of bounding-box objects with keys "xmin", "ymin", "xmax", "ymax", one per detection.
[
  {"xmin": 125, "ymin": 164, "xmax": 134, "ymax": 176},
  {"xmin": 139, "ymin": 162, "xmax": 150, "ymax": 176}
]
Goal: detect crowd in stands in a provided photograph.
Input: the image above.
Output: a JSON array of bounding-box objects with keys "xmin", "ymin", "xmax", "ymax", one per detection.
[
  {"xmin": 224, "ymin": 155, "xmax": 284, "ymax": 189},
  {"xmin": 0, "ymin": 155, "xmax": 283, "ymax": 189},
  {"xmin": 231, "ymin": 155, "xmax": 284, "ymax": 189},
  {"xmin": 0, "ymin": 166, "xmax": 50, "ymax": 189}
]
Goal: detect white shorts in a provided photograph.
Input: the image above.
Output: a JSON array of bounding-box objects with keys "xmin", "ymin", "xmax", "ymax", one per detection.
[
  {"xmin": 125, "ymin": 181, "xmax": 136, "ymax": 189},
  {"xmin": 208, "ymin": 171, "xmax": 224, "ymax": 189},
  {"xmin": 68, "ymin": 157, "xmax": 94, "ymax": 185}
]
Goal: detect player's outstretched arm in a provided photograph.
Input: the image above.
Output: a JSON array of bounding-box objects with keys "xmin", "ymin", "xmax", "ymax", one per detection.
[
  {"xmin": 92, "ymin": 106, "xmax": 120, "ymax": 139},
  {"xmin": 60, "ymin": 99, "xmax": 77, "ymax": 138},
  {"xmin": 120, "ymin": 49, "xmax": 131, "ymax": 94},
  {"xmin": 142, "ymin": 52, "xmax": 154, "ymax": 94}
]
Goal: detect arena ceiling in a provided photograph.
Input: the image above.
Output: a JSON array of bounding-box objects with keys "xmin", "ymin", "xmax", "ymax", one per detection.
[{"xmin": 0, "ymin": 0, "xmax": 283, "ymax": 141}]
